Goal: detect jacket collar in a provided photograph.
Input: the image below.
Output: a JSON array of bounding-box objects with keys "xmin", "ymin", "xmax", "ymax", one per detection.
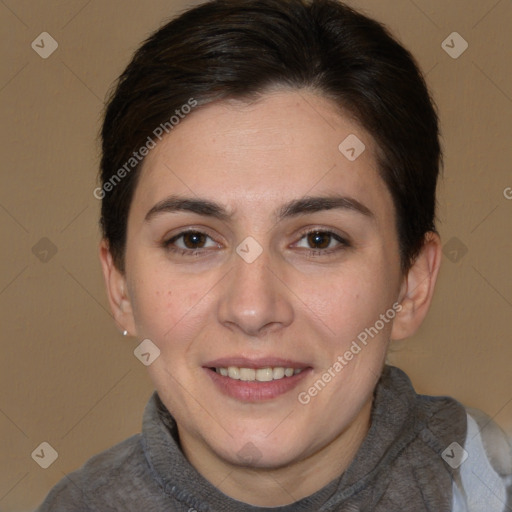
[{"xmin": 142, "ymin": 365, "xmax": 466, "ymax": 511}]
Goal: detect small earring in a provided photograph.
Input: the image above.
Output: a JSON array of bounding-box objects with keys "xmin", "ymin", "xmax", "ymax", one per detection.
[{"xmin": 122, "ymin": 330, "xmax": 128, "ymax": 336}]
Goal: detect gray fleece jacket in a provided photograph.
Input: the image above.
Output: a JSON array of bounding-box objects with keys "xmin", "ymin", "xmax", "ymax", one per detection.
[{"xmin": 36, "ymin": 366, "xmax": 512, "ymax": 511}]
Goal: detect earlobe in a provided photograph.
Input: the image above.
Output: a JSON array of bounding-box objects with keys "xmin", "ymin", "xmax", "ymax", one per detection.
[
  {"xmin": 99, "ymin": 240, "xmax": 136, "ymax": 336},
  {"xmin": 391, "ymin": 232, "xmax": 442, "ymax": 341}
]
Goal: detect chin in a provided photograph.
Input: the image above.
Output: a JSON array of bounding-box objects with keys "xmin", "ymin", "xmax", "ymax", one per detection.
[{"xmin": 212, "ymin": 432, "xmax": 309, "ymax": 470}]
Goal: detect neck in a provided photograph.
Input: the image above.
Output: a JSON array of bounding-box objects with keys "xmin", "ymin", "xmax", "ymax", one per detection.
[{"xmin": 178, "ymin": 399, "xmax": 373, "ymax": 507}]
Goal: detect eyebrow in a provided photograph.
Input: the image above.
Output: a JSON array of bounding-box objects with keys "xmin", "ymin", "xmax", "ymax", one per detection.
[{"xmin": 144, "ymin": 194, "xmax": 374, "ymax": 222}]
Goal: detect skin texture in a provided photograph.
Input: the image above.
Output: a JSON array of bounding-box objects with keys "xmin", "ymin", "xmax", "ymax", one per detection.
[{"xmin": 100, "ymin": 90, "xmax": 442, "ymax": 506}]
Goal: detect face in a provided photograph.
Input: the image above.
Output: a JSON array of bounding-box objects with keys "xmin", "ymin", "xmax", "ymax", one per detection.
[{"xmin": 115, "ymin": 90, "xmax": 407, "ymax": 471}]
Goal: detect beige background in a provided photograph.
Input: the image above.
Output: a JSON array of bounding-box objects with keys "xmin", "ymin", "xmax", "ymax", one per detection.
[{"xmin": 1, "ymin": 0, "xmax": 511, "ymax": 510}]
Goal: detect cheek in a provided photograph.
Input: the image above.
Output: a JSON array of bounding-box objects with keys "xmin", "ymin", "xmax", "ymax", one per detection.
[
  {"xmin": 296, "ymin": 264, "xmax": 393, "ymax": 343},
  {"xmin": 129, "ymin": 267, "xmax": 211, "ymax": 343}
]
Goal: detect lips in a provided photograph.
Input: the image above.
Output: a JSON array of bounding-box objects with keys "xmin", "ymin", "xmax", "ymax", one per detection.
[{"xmin": 204, "ymin": 357, "xmax": 311, "ymax": 402}]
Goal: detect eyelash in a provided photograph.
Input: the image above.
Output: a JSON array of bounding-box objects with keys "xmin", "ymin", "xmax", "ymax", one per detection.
[{"xmin": 162, "ymin": 228, "xmax": 350, "ymax": 258}]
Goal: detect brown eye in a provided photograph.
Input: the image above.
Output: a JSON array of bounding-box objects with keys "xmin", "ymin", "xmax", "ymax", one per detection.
[
  {"xmin": 294, "ymin": 229, "xmax": 350, "ymax": 255},
  {"xmin": 306, "ymin": 231, "xmax": 332, "ymax": 249},
  {"xmin": 163, "ymin": 230, "xmax": 219, "ymax": 255},
  {"xmin": 182, "ymin": 231, "xmax": 207, "ymax": 249}
]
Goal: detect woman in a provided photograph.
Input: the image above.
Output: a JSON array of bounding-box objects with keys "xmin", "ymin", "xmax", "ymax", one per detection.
[{"xmin": 37, "ymin": 0, "xmax": 512, "ymax": 510}]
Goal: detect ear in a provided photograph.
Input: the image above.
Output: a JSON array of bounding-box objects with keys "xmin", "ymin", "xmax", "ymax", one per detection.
[
  {"xmin": 391, "ymin": 231, "xmax": 442, "ymax": 341},
  {"xmin": 99, "ymin": 239, "xmax": 136, "ymax": 336}
]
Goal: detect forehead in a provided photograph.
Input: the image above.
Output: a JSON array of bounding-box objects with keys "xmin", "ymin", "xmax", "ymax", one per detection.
[{"xmin": 131, "ymin": 90, "xmax": 394, "ymax": 226}]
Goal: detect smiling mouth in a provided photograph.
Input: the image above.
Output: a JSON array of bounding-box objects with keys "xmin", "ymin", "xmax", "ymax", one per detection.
[
  {"xmin": 210, "ymin": 366, "xmax": 304, "ymax": 382},
  {"xmin": 205, "ymin": 362, "xmax": 311, "ymax": 401}
]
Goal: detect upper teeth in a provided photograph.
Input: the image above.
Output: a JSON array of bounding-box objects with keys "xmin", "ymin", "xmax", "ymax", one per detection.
[{"xmin": 215, "ymin": 366, "xmax": 303, "ymax": 382}]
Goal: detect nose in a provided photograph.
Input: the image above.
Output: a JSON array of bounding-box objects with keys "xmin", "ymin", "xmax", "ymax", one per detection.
[{"xmin": 217, "ymin": 246, "xmax": 294, "ymax": 338}]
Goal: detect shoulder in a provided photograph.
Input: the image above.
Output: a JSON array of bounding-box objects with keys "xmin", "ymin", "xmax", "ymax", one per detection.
[
  {"xmin": 453, "ymin": 407, "xmax": 512, "ymax": 511},
  {"xmin": 383, "ymin": 367, "xmax": 511, "ymax": 510},
  {"xmin": 35, "ymin": 434, "xmax": 146, "ymax": 511}
]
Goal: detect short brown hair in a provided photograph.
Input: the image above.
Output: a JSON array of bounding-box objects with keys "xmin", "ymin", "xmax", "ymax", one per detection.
[{"xmin": 100, "ymin": 0, "xmax": 441, "ymax": 273}]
